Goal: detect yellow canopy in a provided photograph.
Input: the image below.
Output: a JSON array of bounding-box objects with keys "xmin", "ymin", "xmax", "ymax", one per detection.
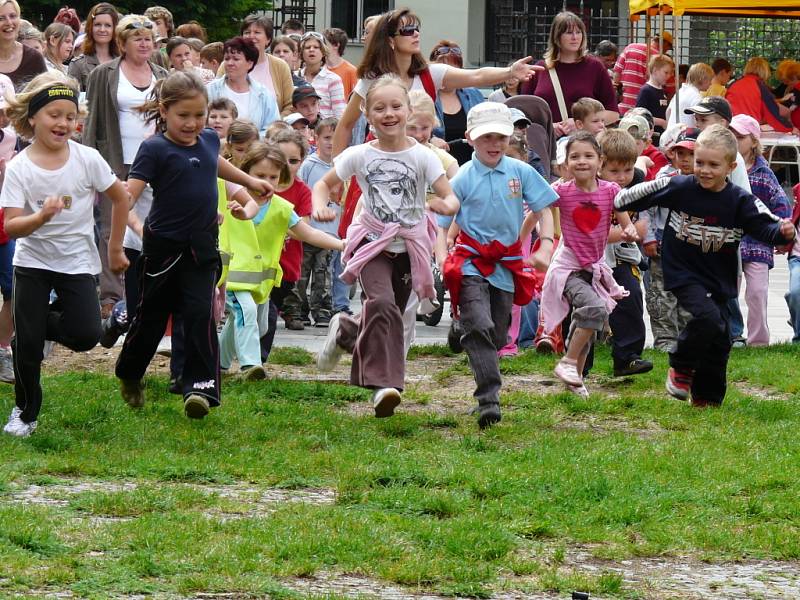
[{"xmin": 630, "ymin": 0, "xmax": 800, "ymax": 18}]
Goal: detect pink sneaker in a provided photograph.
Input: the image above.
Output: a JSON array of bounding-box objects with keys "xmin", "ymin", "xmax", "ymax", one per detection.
[
  {"xmin": 554, "ymin": 358, "xmax": 582, "ymax": 386},
  {"xmin": 497, "ymin": 344, "xmax": 518, "ymax": 358}
]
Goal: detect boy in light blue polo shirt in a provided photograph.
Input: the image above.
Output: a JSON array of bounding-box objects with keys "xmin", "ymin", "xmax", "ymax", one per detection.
[{"xmin": 436, "ymin": 103, "xmax": 557, "ymax": 429}]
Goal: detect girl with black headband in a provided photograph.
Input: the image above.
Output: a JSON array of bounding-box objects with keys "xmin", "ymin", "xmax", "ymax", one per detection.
[{"xmin": 0, "ymin": 71, "xmax": 131, "ymax": 437}]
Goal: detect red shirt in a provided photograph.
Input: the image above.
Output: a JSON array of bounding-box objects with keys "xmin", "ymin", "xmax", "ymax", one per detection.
[
  {"xmin": 727, "ymin": 74, "xmax": 792, "ymax": 133},
  {"xmin": 643, "ymin": 144, "xmax": 669, "ymax": 181},
  {"xmin": 277, "ymin": 178, "xmax": 312, "ymax": 282}
]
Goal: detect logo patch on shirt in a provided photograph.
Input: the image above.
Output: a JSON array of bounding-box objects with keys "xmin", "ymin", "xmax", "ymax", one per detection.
[{"xmin": 507, "ymin": 178, "xmax": 522, "ymax": 198}]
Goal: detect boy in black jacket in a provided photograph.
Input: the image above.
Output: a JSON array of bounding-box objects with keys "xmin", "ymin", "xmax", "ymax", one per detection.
[{"xmin": 614, "ymin": 125, "xmax": 795, "ymax": 406}]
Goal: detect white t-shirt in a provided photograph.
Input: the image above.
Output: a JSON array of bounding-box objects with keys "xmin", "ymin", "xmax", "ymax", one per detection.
[
  {"xmin": 334, "ymin": 138, "xmax": 444, "ymax": 252},
  {"xmin": 353, "ymin": 63, "xmax": 450, "ymax": 100},
  {"xmin": 665, "ymin": 83, "xmax": 703, "ymax": 127},
  {"xmin": 1, "ymin": 141, "xmax": 117, "ymax": 274},
  {"xmin": 224, "ymin": 85, "xmax": 252, "ymax": 122},
  {"xmin": 118, "ymin": 69, "xmax": 155, "ymax": 164}
]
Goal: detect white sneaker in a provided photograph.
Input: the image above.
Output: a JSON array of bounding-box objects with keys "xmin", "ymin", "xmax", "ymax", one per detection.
[
  {"xmin": 317, "ymin": 313, "xmax": 345, "ymax": 372},
  {"xmin": 373, "ymin": 387, "xmax": 401, "ymax": 418},
  {"xmin": 566, "ymin": 383, "xmax": 589, "ymax": 398},
  {"xmin": 3, "ymin": 414, "xmax": 36, "ymax": 437},
  {"xmin": 0, "ymin": 348, "xmax": 14, "ymax": 384},
  {"xmin": 156, "ymin": 335, "xmax": 172, "ymax": 357},
  {"xmin": 554, "ymin": 358, "xmax": 583, "ymax": 387},
  {"xmin": 7, "ymin": 406, "xmax": 21, "ymax": 422}
]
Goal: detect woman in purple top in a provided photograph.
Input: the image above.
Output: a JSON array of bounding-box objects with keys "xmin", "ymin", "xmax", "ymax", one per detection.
[{"xmin": 520, "ymin": 11, "xmax": 618, "ymax": 138}]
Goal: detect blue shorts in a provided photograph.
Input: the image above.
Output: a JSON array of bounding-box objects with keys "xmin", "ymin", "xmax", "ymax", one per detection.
[{"xmin": 0, "ymin": 240, "xmax": 14, "ymax": 300}]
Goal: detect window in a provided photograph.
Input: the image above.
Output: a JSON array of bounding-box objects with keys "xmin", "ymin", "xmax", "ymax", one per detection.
[{"xmin": 330, "ymin": 0, "xmax": 392, "ymax": 41}]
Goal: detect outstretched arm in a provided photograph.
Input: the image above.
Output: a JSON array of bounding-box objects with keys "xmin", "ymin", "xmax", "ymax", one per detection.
[{"xmin": 614, "ymin": 177, "xmax": 670, "ymax": 213}]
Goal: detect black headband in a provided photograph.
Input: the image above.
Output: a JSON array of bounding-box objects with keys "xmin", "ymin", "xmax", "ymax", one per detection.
[{"xmin": 28, "ymin": 86, "xmax": 79, "ymax": 118}]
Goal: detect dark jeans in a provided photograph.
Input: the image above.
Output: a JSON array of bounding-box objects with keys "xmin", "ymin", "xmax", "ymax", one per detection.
[
  {"xmin": 670, "ymin": 284, "xmax": 732, "ymax": 405},
  {"xmin": 459, "ymin": 276, "xmax": 513, "ymax": 408},
  {"xmin": 260, "ymin": 279, "xmax": 295, "ymax": 364},
  {"xmin": 116, "ymin": 231, "xmax": 220, "ymax": 405},
  {"xmin": 12, "ymin": 267, "xmax": 101, "ymax": 423},
  {"xmin": 610, "ymin": 262, "xmax": 646, "ymax": 367}
]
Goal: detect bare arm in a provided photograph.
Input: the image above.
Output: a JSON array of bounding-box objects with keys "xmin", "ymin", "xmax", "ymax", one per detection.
[
  {"xmin": 442, "ymin": 57, "xmax": 542, "ymax": 90},
  {"xmin": 435, "ymin": 226, "xmax": 449, "ymax": 270},
  {"xmin": 287, "ymin": 220, "xmax": 346, "ymax": 251},
  {"xmin": 228, "ymin": 187, "xmax": 262, "ymax": 220},
  {"xmin": 104, "ymin": 180, "xmax": 131, "ymax": 273},
  {"xmin": 428, "ymin": 174, "xmax": 460, "ymax": 216},
  {"xmin": 312, "ymin": 168, "xmax": 344, "ymax": 221},
  {"xmin": 614, "ymin": 209, "xmax": 639, "ymax": 241},
  {"xmin": 217, "ymin": 155, "xmax": 273, "ymax": 199},
  {"xmin": 445, "ymin": 160, "xmax": 459, "ymax": 179},
  {"xmin": 4, "ymin": 200, "xmax": 64, "ymax": 239},
  {"xmin": 526, "ymin": 208, "xmax": 555, "ymax": 270},
  {"xmin": 332, "ymin": 92, "xmax": 363, "ymax": 157}
]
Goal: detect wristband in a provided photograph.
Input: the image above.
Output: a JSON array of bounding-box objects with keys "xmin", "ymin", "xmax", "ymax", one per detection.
[{"xmin": 539, "ymin": 236, "xmax": 554, "ymax": 244}]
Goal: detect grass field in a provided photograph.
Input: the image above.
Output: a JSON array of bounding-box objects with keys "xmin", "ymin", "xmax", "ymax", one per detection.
[{"xmin": 1, "ymin": 343, "xmax": 799, "ymax": 598}]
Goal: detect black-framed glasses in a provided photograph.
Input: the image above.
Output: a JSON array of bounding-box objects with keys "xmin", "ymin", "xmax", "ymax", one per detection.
[
  {"xmin": 124, "ymin": 21, "xmax": 154, "ymax": 31},
  {"xmin": 393, "ymin": 24, "xmax": 419, "ymax": 37},
  {"xmin": 435, "ymin": 46, "xmax": 461, "ymax": 57}
]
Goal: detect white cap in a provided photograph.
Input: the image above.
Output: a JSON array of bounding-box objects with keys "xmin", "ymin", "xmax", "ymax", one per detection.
[
  {"xmin": 466, "ymin": 103, "xmax": 514, "ymax": 139},
  {"xmin": 283, "ymin": 112, "xmax": 309, "ymax": 126}
]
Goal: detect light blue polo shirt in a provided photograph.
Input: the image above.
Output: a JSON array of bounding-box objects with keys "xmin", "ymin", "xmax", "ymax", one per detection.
[{"xmin": 438, "ymin": 154, "xmax": 557, "ymax": 292}]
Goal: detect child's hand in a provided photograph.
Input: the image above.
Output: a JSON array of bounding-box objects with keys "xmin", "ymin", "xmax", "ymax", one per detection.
[
  {"xmin": 227, "ymin": 201, "xmax": 248, "ymax": 220},
  {"xmin": 526, "ymin": 247, "xmax": 551, "ymax": 271},
  {"xmin": 313, "ymin": 206, "xmax": 337, "ymax": 222},
  {"xmin": 779, "ymin": 218, "xmax": 796, "ymax": 241},
  {"xmin": 428, "ymin": 195, "xmax": 458, "ymax": 216},
  {"xmin": 108, "ymin": 248, "xmax": 129, "ymax": 274},
  {"xmin": 247, "ymin": 176, "xmax": 273, "ymax": 201},
  {"xmin": 40, "ymin": 196, "xmax": 65, "ymax": 223},
  {"xmin": 643, "ymin": 241, "xmax": 659, "ymax": 258},
  {"xmin": 621, "ymin": 223, "xmax": 639, "ymax": 242}
]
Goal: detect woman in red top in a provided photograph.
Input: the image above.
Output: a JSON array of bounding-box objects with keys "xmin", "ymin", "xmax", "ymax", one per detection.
[{"xmin": 727, "ymin": 57, "xmax": 794, "ymax": 133}]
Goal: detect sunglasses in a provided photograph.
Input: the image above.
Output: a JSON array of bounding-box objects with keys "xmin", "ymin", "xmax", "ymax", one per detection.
[
  {"xmin": 124, "ymin": 20, "xmax": 154, "ymax": 31},
  {"xmin": 393, "ymin": 24, "xmax": 419, "ymax": 37},
  {"xmin": 301, "ymin": 31, "xmax": 325, "ymax": 43},
  {"xmin": 435, "ymin": 46, "xmax": 462, "ymax": 57}
]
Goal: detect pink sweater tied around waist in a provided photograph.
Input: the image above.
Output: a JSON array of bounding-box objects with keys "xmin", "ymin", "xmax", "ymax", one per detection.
[
  {"xmin": 340, "ymin": 209, "xmax": 437, "ymax": 301},
  {"xmin": 540, "ymin": 243, "xmax": 629, "ymax": 335}
]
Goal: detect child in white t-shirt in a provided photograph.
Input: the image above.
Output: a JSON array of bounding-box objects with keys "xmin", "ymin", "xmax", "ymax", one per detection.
[{"xmin": 0, "ymin": 72, "xmax": 130, "ymax": 437}]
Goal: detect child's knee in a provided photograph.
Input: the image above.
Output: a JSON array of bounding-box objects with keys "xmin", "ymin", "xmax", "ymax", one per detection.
[{"xmin": 572, "ymin": 304, "xmax": 607, "ymax": 331}]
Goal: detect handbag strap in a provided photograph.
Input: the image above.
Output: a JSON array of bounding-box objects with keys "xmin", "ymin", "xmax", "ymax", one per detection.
[{"xmin": 548, "ymin": 67, "xmax": 569, "ymax": 122}]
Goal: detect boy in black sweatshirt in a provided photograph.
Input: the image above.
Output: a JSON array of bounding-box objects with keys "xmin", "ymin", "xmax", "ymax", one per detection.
[{"xmin": 614, "ymin": 125, "xmax": 795, "ymax": 406}]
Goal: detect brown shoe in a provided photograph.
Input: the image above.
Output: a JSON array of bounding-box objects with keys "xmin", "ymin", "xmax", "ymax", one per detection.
[
  {"xmin": 184, "ymin": 394, "xmax": 210, "ymax": 419},
  {"xmin": 120, "ymin": 379, "xmax": 145, "ymax": 409}
]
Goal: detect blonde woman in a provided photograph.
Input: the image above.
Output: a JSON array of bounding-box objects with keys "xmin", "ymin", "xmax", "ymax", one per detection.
[
  {"xmin": 727, "ymin": 57, "xmax": 794, "ymax": 133},
  {"xmin": 0, "ymin": 0, "xmax": 46, "ymax": 90},
  {"xmin": 297, "ymin": 31, "xmax": 345, "ymax": 119}
]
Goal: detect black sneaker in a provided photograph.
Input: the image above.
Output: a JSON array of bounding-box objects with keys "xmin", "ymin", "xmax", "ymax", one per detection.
[
  {"xmin": 168, "ymin": 377, "xmax": 182, "ymax": 395},
  {"xmin": 285, "ymin": 319, "xmax": 305, "ymax": 331},
  {"xmin": 477, "ymin": 403, "xmax": 501, "ymax": 429},
  {"xmin": 99, "ymin": 300, "xmax": 128, "ymax": 349},
  {"xmin": 447, "ymin": 319, "xmax": 464, "ymax": 354},
  {"xmin": 613, "ymin": 358, "xmax": 653, "ymax": 377}
]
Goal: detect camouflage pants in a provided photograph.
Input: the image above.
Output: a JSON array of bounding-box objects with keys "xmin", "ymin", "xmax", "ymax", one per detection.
[{"xmin": 645, "ymin": 256, "xmax": 692, "ymax": 352}]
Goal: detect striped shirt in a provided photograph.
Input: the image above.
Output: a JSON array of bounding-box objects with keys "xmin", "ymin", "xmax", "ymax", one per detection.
[
  {"xmin": 553, "ymin": 179, "xmax": 620, "ymax": 269},
  {"xmin": 300, "ymin": 66, "xmax": 346, "ymax": 119},
  {"xmin": 613, "ymin": 42, "xmax": 656, "ymax": 116},
  {"xmin": 741, "ymin": 155, "xmax": 791, "ymax": 266}
]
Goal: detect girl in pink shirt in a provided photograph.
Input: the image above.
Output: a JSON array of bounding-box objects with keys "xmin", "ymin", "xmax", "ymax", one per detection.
[{"xmin": 541, "ymin": 131, "xmax": 636, "ymax": 395}]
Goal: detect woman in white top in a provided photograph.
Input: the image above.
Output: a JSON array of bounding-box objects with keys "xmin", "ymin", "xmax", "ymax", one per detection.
[
  {"xmin": 42, "ymin": 22, "xmax": 74, "ymax": 73},
  {"xmin": 83, "ymin": 14, "xmax": 167, "ymax": 317},
  {"xmin": 297, "ymin": 31, "xmax": 345, "ymax": 119},
  {"xmin": 665, "ymin": 62, "xmax": 713, "ymax": 127},
  {"xmin": 332, "ymin": 7, "xmax": 540, "ymax": 156}
]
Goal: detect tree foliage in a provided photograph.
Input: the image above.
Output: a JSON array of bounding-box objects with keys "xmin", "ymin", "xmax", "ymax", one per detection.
[{"xmin": 21, "ymin": 0, "xmax": 272, "ymax": 43}]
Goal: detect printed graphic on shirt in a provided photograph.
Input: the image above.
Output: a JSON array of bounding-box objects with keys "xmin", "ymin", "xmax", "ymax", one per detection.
[
  {"xmin": 669, "ymin": 210, "xmax": 742, "ymax": 252},
  {"xmin": 507, "ymin": 178, "xmax": 521, "ymax": 198},
  {"xmin": 365, "ymin": 158, "xmax": 420, "ymax": 227},
  {"xmin": 573, "ymin": 201, "xmax": 602, "ymax": 233}
]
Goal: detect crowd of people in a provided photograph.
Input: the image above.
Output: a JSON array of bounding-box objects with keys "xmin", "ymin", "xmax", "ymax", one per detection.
[{"xmin": 0, "ymin": 2, "xmax": 797, "ymax": 437}]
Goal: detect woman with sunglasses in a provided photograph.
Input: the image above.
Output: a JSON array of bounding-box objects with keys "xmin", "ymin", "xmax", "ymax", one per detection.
[
  {"xmin": 0, "ymin": 0, "xmax": 46, "ymax": 91},
  {"xmin": 332, "ymin": 8, "xmax": 539, "ymax": 156},
  {"xmin": 68, "ymin": 3, "xmax": 119, "ymax": 92},
  {"xmin": 297, "ymin": 31, "xmax": 345, "ymax": 119},
  {"xmin": 429, "ymin": 40, "xmax": 484, "ymax": 165},
  {"xmin": 83, "ymin": 14, "xmax": 168, "ymax": 320}
]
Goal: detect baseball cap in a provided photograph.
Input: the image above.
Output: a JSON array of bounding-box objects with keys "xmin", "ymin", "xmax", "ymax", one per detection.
[
  {"xmin": 673, "ymin": 127, "xmax": 699, "ymax": 151},
  {"xmin": 284, "ymin": 112, "xmax": 309, "ymax": 126},
  {"xmin": 684, "ymin": 96, "xmax": 733, "ymax": 123},
  {"xmin": 618, "ymin": 115, "xmax": 650, "ymax": 141},
  {"xmin": 509, "ymin": 107, "xmax": 531, "ymax": 127},
  {"xmin": 729, "ymin": 114, "xmax": 761, "ymax": 140},
  {"xmin": 465, "ymin": 103, "xmax": 513, "ymax": 139},
  {"xmin": 292, "ymin": 84, "xmax": 320, "ymax": 106}
]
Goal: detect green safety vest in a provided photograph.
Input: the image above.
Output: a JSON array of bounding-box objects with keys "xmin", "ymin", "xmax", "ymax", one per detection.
[
  {"xmin": 220, "ymin": 191, "xmax": 293, "ymax": 305},
  {"xmin": 217, "ymin": 179, "xmax": 232, "ymax": 285}
]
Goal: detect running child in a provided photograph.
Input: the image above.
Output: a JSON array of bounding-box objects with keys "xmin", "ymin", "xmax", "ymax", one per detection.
[
  {"xmin": 313, "ymin": 74, "xmax": 459, "ymax": 418},
  {"xmin": 220, "ymin": 141, "xmax": 344, "ymax": 379},
  {"xmin": 439, "ymin": 103, "xmax": 557, "ymax": 427},
  {"xmin": 114, "ymin": 71, "xmax": 272, "ymax": 419},
  {"xmin": 540, "ymin": 131, "xmax": 638, "ymax": 396},
  {"xmin": 615, "ymin": 125, "xmax": 795, "ymax": 406},
  {"xmin": 1, "ymin": 71, "xmax": 130, "ymax": 436}
]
